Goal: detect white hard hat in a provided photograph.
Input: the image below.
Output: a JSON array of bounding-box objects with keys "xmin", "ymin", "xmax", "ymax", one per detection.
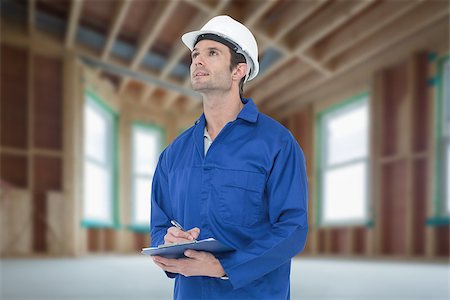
[{"xmin": 182, "ymin": 15, "xmax": 259, "ymax": 82}]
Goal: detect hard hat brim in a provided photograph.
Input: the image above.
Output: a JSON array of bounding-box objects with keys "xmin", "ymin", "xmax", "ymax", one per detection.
[
  {"xmin": 182, "ymin": 30, "xmax": 257, "ymax": 82},
  {"xmin": 182, "ymin": 30, "xmax": 228, "ymax": 50}
]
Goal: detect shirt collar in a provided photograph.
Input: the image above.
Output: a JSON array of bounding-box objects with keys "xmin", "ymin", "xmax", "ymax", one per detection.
[{"xmin": 204, "ymin": 126, "xmax": 212, "ymax": 141}]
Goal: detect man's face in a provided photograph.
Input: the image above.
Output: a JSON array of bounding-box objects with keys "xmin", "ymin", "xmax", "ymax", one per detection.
[{"xmin": 190, "ymin": 39, "xmax": 233, "ymax": 93}]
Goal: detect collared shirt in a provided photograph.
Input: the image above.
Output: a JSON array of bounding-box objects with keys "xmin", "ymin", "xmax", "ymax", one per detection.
[
  {"xmin": 204, "ymin": 127, "xmax": 213, "ymax": 156},
  {"xmin": 150, "ymin": 98, "xmax": 308, "ymax": 299}
]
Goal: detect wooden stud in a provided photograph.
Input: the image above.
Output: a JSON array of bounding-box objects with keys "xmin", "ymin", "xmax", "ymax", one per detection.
[
  {"xmin": 65, "ymin": 0, "xmax": 83, "ymax": 49},
  {"xmin": 372, "ymin": 69, "xmax": 384, "ymax": 256},
  {"xmin": 27, "ymin": 0, "xmax": 36, "ymax": 35},
  {"xmin": 404, "ymin": 54, "xmax": 417, "ymax": 257}
]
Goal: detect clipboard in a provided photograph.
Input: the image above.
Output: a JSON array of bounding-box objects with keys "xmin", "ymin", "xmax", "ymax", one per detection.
[{"xmin": 141, "ymin": 238, "xmax": 234, "ymax": 259}]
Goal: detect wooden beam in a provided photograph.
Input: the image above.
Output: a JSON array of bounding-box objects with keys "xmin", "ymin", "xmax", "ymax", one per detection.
[
  {"xmin": 139, "ymin": 85, "xmax": 156, "ymax": 104},
  {"xmin": 272, "ymin": 0, "xmax": 328, "ymax": 43},
  {"xmin": 163, "ymin": 91, "xmax": 180, "ymax": 111},
  {"xmin": 101, "ymin": 0, "xmax": 132, "ymax": 61},
  {"xmin": 270, "ymin": 3, "xmax": 450, "ymax": 114},
  {"xmin": 292, "ymin": 0, "xmax": 374, "ymax": 52},
  {"xmin": 329, "ymin": 1, "xmax": 449, "ymax": 73},
  {"xmin": 312, "ymin": 0, "xmax": 423, "ymax": 63},
  {"xmin": 28, "ymin": 0, "xmax": 36, "ymax": 34},
  {"xmin": 187, "ymin": 97, "xmax": 202, "ymax": 113},
  {"xmin": 65, "ymin": 0, "xmax": 83, "ymax": 49},
  {"xmin": 264, "ymin": 70, "xmax": 323, "ymax": 111},
  {"xmin": 272, "ymin": 16, "xmax": 449, "ymax": 119},
  {"xmin": 244, "ymin": 0, "xmax": 276, "ymax": 28},
  {"xmin": 250, "ymin": 59, "xmax": 310, "ymax": 103},
  {"xmin": 156, "ymin": 0, "xmax": 230, "ymax": 110},
  {"xmin": 246, "ymin": 0, "xmax": 332, "ymax": 92},
  {"xmin": 184, "ymin": 0, "xmax": 211, "ymax": 13},
  {"xmin": 130, "ymin": 1, "xmax": 178, "ymax": 70}
]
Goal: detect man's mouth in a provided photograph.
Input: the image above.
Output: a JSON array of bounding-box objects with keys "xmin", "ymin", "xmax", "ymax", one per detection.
[{"xmin": 193, "ymin": 71, "xmax": 209, "ymax": 78}]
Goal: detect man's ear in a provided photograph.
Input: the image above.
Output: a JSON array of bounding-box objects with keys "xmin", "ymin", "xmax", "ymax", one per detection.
[{"xmin": 232, "ymin": 63, "xmax": 248, "ymax": 82}]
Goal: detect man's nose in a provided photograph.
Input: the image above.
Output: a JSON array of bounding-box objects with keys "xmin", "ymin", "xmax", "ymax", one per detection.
[{"xmin": 193, "ymin": 55, "xmax": 204, "ymax": 67}]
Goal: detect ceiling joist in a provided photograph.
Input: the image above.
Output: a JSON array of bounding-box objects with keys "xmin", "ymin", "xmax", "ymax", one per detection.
[
  {"xmin": 65, "ymin": 0, "xmax": 83, "ymax": 49},
  {"xmin": 101, "ymin": 0, "xmax": 132, "ymax": 61},
  {"xmin": 2, "ymin": 0, "xmax": 447, "ymax": 119}
]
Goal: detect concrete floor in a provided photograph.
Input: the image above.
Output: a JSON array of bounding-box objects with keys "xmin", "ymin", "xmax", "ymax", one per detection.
[{"xmin": 1, "ymin": 256, "xmax": 448, "ymax": 300}]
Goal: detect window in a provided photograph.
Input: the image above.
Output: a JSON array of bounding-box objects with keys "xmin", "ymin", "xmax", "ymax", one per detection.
[
  {"xmin": 317, "ymin": 93, "xmax": 370, "ymax": 225},
  {"xmin": 82, "ymin": 92, "xmax": 118, "ymax": 227},
  {"xmin": 131, "ymin": 123, "xmax": 164, "ymax": 228},
  {"xmin": 438, "ymin": 56, "xmax": 450, "ymax": 215}
]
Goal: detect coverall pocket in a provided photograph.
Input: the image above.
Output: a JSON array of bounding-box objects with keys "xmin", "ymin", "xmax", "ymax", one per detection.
[{"xmin": 217, "ymin": 169, "xmax": 265, "ymax": 227}]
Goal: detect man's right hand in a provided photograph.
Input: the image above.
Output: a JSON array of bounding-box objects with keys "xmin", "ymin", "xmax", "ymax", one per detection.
[{"xmin": 164, "ymin": 227, "xmax": 200, "ymax": 244}]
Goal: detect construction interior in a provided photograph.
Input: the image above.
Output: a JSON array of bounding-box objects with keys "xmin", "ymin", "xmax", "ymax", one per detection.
[{"xmin": 1, "ymin": 0, "xmax": 449, "ymax": 299}]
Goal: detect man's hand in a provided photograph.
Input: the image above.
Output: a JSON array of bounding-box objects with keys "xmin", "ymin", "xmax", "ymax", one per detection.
[
  {"xmin": 152, "ymin": 250, "xmax": 226, "ymax": 278},
  {"xmin": 164, "ymin": 226, "xmax": 200, "ymax": 244}
]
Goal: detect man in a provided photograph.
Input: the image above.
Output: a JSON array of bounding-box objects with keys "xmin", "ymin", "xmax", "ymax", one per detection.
[{"xmin": 150, "ymin": 15, "xmax": 308, "ymax": 299}]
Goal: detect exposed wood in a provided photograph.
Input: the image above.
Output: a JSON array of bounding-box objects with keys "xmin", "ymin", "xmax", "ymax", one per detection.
[
  {"xmin": 312, "ymin": 0, "xmax": 423, "ymax": 63},
  {"xmin": 156, "ymin": 0, "xmax": 230, "ymax": 110},
  {"xmin": 139, "ymin": 85, "xmax": 156, "ymax": 104},
  {"xmin": 27, "ymin": 0, "xmax": 36, "ymax": 34},
  {"xmin": 264, "ymin": 70, "xmax": 324, "ymax": 111},
  {"xmin": 101, "ymin": 0, "xmax": 132, "ymax": 61},
  {"xmin": 291, "ymin": 0, "xmax": 374, "ymax": 52},
  {"xmin": 272, "ymin": 16, "xmax": 449, "ymax": 118},
  {"xmin": 273, "ymin": 0, "xmax": 328, "ymax": 42},
  {"xmin": 1, "ymin": 0, "xmax": 449, "ymax": 259},
  {"xmin": 244, "ymin": 0, "xmax": 276, "ymax": 28},
  {"xmin": 163, "ymin": 91, "xmax": 180, "ymax": 111},
  {"xmin": 249, "ymin": 1, "xmax": 329, "ymax": 91},
  {"xmin": 27, "ymin": 50, "xmax": 34, "ymax": 197},
  {"xmin": 184, "ymin": 0, "xmax": 211, "ymax": 13},
  {"xmin": 250, "ymin": 59, "xmax": 309, "ymax": 103},
  {"xmin": 329, "ymin": 2, "xmax": 449, "ymax": 72},
  {"xmin": 65, "ymin": 0, "xmax": 83, "ymax": 49},
  {"xmin": 404, "ymin": 55, "xmax": 416, "ymax": 257},
  {"xmin": 130, "ymin": 1, "xmax": 178, "ymax": 70}
]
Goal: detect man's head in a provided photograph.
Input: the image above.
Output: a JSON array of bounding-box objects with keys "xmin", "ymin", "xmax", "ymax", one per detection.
[{"xmin": 182, "ymin": 15, "xmax": 259, "ymax": 97}]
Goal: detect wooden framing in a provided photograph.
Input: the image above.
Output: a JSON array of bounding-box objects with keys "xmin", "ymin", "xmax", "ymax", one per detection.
[
  {"xmin": 1, "ymin": 0, "xmax": 449, "ymax": 260},
  {"xmin": 65, "ymin": 0, "xmax": 83, "ymax": 49},
  {"xmin": 274, "ymin": 16, "xmax": 449, "ymax": 119},
  {"xmin": 100, "ymin": 0, "xmax": 132, "ymax": 61}
]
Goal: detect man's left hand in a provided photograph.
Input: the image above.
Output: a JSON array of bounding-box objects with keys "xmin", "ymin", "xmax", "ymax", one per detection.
[{"xmin": 152, "ymin": 250, "xmax": 226, "ymax": 278}]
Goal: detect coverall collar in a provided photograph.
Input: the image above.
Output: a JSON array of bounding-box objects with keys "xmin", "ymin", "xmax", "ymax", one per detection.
[{"xmin": 193, "ymin": 98, "xmax": 259, "ymax": 158}]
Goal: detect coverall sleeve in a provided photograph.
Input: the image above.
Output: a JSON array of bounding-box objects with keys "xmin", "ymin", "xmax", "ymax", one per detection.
[
  {"xmin": 150, "ymin": 150, "xmax": 178, "ymax": 278},
  {"xmin": 218, "ymin": 137, "xmax": 308, "ymax": 289},
  {"xmin": 150, "ymin": 150, "xmax": 172, "ymax": 248}
]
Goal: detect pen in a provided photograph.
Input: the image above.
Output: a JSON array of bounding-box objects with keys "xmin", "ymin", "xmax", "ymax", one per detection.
[{"xmin": 171, "ymin": 220, "xmax": 197, "ymax": 241}]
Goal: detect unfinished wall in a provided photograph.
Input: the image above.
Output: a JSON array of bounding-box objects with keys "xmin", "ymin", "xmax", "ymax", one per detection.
[
  {"xmin": 284, "ymin": 51, "xmax": 449, "ymax": 260},
  {"xmin": 1, "ymin": 43, "xmax": 63, "ymax": 254}
]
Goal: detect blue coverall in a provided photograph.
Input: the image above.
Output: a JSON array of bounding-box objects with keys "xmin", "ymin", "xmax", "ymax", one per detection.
[{"xmin": 151, "ymin": 98, "xmax": 308, "ymax": 299}]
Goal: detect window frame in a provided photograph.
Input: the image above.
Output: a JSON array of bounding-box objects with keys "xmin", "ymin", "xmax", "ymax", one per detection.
[
  {"xmin": 315, "ymin": 92, "xmax": 372, "ymax": 227},
  {"xmin": 128, "ymin": 122, "xmax": 165, "ymax": 232},
  {"xmin": 430, "ymin": 53, "xmax": 450, "ymax": 225},
  {"xmin": 81, "ymin": 90, "xmax": 119, "ymax": 229}
]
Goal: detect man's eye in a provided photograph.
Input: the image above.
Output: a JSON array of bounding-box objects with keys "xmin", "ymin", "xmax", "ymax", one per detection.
[
  {"xmin": 192, "ymin": 52, "xmax": 198, "ymax": 59},
  {"xmin": 209, "ymin": 50, "xmax": 217, "ymax": 56}
]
